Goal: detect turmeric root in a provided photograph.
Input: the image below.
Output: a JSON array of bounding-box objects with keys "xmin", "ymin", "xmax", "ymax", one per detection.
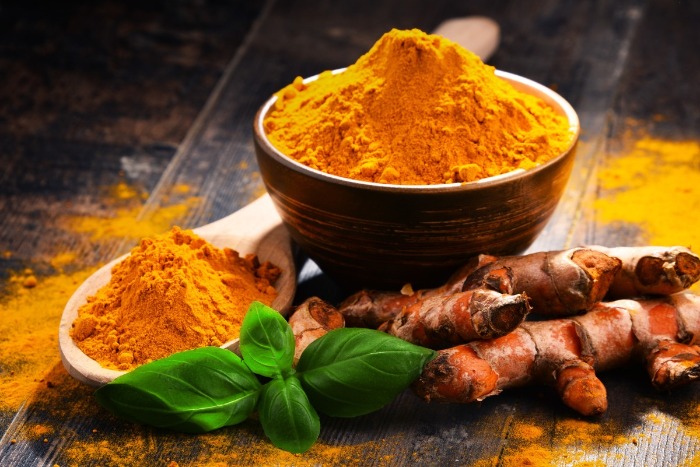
[
  {"xmin": 590, "ymin": 245, "xmax": 700, "ymax": 298},
  {"xmin": 341, "ymin": 248, "xmax": 621, "ymax": 325},
  {"xmin": 338, "ymin": 255, "xmax": 497, "ymax": 328},
  {"xmin": 340, "ymin": 246, "xmax": 700, "ymax": 325},
  {"xmin": 413, "ymin": 293, "xmax": 700, "ymax": 416},
  {"xmin": 378, "ymin": 289, "xmax": 530, "ymax": 348},
  {"xmin": 462, "ymin": 248, "xmax": 622, "ymax": 317},
  {"xmin": 337, "ymin": 288, "xmax": 418, "ymax": 329},
  {"xmin": 288, "ymin": 297, "xmax": 345, "ymax": 364}
]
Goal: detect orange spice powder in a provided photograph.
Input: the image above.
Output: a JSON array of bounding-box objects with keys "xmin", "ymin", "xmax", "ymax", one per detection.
[
  {"xmin": 0, "ymin": 182, "xmax": 201, "ymax": 410},
  {"xmin": 265, "ymin": 29, "xmax": 572, "ymax": 185},
  {"xmin": 71, "ymin": 226, "xmax": 280, "ymax": 370},
  {"xmin": 593, "ymin": 128, "xmax": 700, "ymax": 294}
]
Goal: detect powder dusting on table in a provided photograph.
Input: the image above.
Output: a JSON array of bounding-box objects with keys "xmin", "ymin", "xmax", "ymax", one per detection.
[
  {"xmin": 62, "ymin": 182, "xmax": 202, "ymax": 241},
  {"xmin": 594, "ymin": 131, "xmax": 700, "ymax": 294},
  {"xmin": 0, "ymin": 182, "xmax": 201, "ymax": 410},
  {"xmin": 472, "ymin": 417, "xmax": 646, "ymax": 467}
]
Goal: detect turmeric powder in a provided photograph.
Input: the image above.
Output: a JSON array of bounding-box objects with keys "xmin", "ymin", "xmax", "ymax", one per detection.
[
  {"xmin": 71, "ymin": 226, "xmax": 280, "ymax": 371},
  {"xmin": 0, "ymin": 182, "xmax": 202, "ymax": 411},
  {"xmin": 264, "ymin": 28, "xmax": 572, "ymax": 185},
  {"xmin": 594, "ymin": 136, "xmax": 700, "ymax": 250}
]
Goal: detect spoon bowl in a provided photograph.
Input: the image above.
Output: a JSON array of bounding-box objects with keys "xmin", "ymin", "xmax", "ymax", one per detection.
[{"xmin": 58, "ymin": 194, "xmax": 295, "ymax": 386}]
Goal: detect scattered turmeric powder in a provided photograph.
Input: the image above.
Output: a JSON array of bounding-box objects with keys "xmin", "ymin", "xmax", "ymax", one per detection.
[
  {"xmin": 64, "ymin": 199, "xmax": 201, "ymax": 242},
  {"xmin": 0, "ymin": 267, "xmax": 94, "ymax": 410},
  {"xmin": 71, "ymin": 226, "xmax": 280, "ymax": 370},
  {"xmin": 594, "ymin": 136, "xmax": 700, "ymax": 252},
  {"xmin": 496, "ymin": 444, "xmax": 559, "ymax": 467},
  {"xmin": 58, "ymin": 425, "xmax": 399, "ymax": 467},
  {"xmin": 61, "ymin": 182, "xmax": 201, "ymax": 242},
  {"xmin": 264, "ymin": 28, "xmax": 572, "ymax": 185},
  {"xmin": 511, "ymin": 422, "xmax": 544, "ymax": 442},
  {"xmin": 0, "ymin": 182, "xmax": 202, "ymax": 411},
  {"xmin": 473, "ymin": 418, "xmax": 633, "ymax": 467},
  {"xmin": 28, "ymin": 423, "xmax": 53, "ymax": 440},
  {"xmin": 22, "ymin": 273, "xmax": 38, "ymax": 288},
  {"xmin": 109, "ymin": 181, "xmax": 148, "ymax": 201}
]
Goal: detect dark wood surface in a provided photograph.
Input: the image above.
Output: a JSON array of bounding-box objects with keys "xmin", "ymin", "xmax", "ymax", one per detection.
[{"xmin": 2, "ymin": 0, "xmax": 699, "ymax": 465}]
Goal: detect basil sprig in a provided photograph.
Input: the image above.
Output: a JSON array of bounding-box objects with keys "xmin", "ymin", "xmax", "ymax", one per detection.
[
  {"xmin": 258, "ymin": 377, "xmax": 320, "ymax": 453},
  {"xmin": 242, "ymin": 303, "xmax": 319, "ymax": 452},
  {"xmin": 95, "ymin": 301, "xmax": 435, "ymax": 453},
  {"xmin": 239, "ymin": 301, "xmax": 296, "ymax": 378},
  {"xmin": 94, "ymin": 346, "xmax": 261, "ymax": 433},
  {"xmin": 296, "ymin": 328, "xmax": 435, "ymax": 417}
]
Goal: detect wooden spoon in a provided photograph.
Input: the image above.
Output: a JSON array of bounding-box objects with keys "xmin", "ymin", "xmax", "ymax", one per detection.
[
  {"xmin": 433, "ymin": 16, "xmax": 500, "ymax": 61},
  {"xmin": 58, "ymin": 193, "xmax": 295, "ymax": 386},
  {"xmin": 58, "ymin": 17, "xmax": 501, "ymax": 387}
]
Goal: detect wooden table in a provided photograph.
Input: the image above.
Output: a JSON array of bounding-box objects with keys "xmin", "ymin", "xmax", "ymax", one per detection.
[{"xmin": 2, "ymin": 0, "xmax": 699, "ymax": 465}]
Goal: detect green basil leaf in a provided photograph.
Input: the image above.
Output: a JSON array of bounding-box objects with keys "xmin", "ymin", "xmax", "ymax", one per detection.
[
  {"xmin": 95, "ymin": 347, "xmax": 261, "ymax": 433},
  {"xmin": 258, "ymin": 376, "xmax": 320, "ymax": 454},
  {"xmin": 239, "ymin": 301, "xmax": 295, "ymax": 378},
  {"xmin": 296, "ymin": 328, "xmax": 436, "ymax": 417}
]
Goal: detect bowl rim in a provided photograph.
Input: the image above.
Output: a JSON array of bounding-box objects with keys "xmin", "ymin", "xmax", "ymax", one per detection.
[{"xmin": 255, "ymin": 69, "xmax": 580, "ymax": 194}]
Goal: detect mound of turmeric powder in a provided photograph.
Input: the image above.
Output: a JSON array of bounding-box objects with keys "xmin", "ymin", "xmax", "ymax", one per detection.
[
  {"xmin": 71, "ymin": 227, "xmax": 280, "ymax": 371},
  {"xmin": 264, "ymin": 28, "xmax": 573, "ymax": 185}
]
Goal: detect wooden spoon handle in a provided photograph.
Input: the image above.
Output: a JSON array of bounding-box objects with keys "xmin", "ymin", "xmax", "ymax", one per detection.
[
  {"xmin": 195, "ymin": 193, "xmax": 282, "ymax": 245},
  {"xmin": 433, "ymin": 16, "xmax": 500, "ymax": 61}
]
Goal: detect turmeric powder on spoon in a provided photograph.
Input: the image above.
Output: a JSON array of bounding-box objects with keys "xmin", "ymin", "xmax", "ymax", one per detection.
[
  {"xmin": 71, "ymin": 227, "xmax": 280, "ymax": 371},
  {"xmin": 264, "ymin": 28, "xmax": 571, "ymax": 185}
]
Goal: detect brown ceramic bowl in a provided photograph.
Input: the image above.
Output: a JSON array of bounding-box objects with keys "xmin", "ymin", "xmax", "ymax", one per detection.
[{"xmin": 253, "ymin": 70, "xmax": 580, "ymax": 290}]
